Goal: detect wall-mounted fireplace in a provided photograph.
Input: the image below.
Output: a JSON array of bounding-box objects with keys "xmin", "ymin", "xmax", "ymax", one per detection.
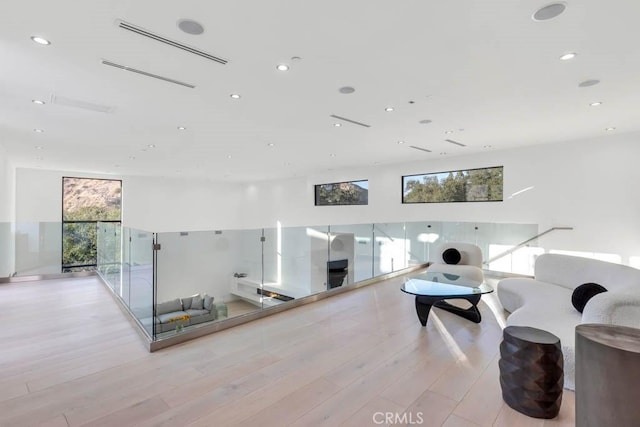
[{"xmin": 327, "ymin": 259, "xmax": 348, "ymax": 289}]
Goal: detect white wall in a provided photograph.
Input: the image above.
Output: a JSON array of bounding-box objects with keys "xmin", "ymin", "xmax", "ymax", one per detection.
[
  {"xmin": 14, "ymin": 169, "xmax": 244, "ymax": 230},
  {"xmin": 240, "ymin": 132, "xmax": 640, "ymax": 266},
  {"xmin": 122, "ymin": 175, "xmax": 244, "ymax": 232}
]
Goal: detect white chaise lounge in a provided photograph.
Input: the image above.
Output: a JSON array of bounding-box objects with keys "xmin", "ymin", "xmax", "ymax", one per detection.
[{"xmin": 497, "ymin": 253, "xmax": 640, "ymax": 390}]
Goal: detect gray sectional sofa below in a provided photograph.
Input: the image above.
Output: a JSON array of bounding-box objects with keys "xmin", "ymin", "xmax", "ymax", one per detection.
[{"xmin": 145, "ymin": 294, "xmax": 218, "ymax": 333}]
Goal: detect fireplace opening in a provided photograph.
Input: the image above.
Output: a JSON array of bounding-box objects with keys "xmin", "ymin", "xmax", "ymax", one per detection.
[{"xmin": 327, "ymin": 259, "xmax": 348, "ymax": 289}]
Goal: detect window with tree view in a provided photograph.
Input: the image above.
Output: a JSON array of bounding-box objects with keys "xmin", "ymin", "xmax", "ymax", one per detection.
[
  {"xmin": 402, "ymin": 166, "xmax": 503, "ymax": 203},
  {"xmin": 315, "ymin": 180, "xmax": 369, "ymax": 206},
  {"xmin": 62, "ymin": 177, "xmax": 121, "ymax": 272}
]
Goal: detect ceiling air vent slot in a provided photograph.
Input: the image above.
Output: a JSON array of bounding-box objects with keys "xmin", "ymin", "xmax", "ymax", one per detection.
[
  {"xmin": 329, "ymin": 115, "xmax": 371, "ymax": 128},
  {"xmin": 102, "ymin": 60, "xmax": 196, "ymax": 88},
  {"xmin": 50, "ymin": 95, "xmax": 113, "ymax": 113},
  {"xmin": 117, "ymin": 20, "xmax": 228, "ymax": 65},
  {"xmin": 446, "ymin": 139, "xmax": 466, "ymax": 147},
  {"xmin": 409, "ymin": 145, "xmax": 432, "ymax": 153}
]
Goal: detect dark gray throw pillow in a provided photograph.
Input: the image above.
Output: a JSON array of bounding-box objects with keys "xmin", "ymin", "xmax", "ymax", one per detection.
[
  {"xmin": 191, "ymin": 295, "xmax": 204, "ymax": 310},
  {"xmin": 442, "ymin": 248, "xmax": 461, "ymax": 265},
  {"xmin": 571, "ymin": 282, "xmax": 607, "ymax": 313}
]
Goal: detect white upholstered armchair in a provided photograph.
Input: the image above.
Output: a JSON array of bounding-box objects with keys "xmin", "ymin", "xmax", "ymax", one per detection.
[{"xmin": 426, "ymin": 242, "xmax": 484, "ymax": 283}]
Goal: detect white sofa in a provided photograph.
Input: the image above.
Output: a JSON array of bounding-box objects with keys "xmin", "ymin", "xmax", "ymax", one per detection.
[
  {"xmin": 427, "ymin": 242, "xmax": 484, "ymax": 283},
  {"xmin": 497, "ymin": 253, "xmax": 640, "ymax": 390}
]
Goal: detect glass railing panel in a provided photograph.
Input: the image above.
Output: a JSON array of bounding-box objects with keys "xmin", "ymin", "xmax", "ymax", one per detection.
[
  {"xmin": 270, "ymin": 225, "xmax": 328, "ymax": 299},
  {"xmin": 490, "ymin": 246, "xmax": 545, "ymax": 276},
  {"xmin": 476, "ymin": 222, "xmax": 539, "ymax": 274},
  {"xmin": 14, "ymin": 222, "xmax": 61, "ymax": 275},
  {"xmin": 0, "ymin": 222, "xmax": 14, "ymax": 278},
  {"xmin": 153, "ymin": 228, "xmax": 265, "ymax": 337},
  {"xmin": 404, "ymin": 221, "xmax": 443, "ymax": 265},
  {"xmin": 439, "ymin": 221, "xmax": 478, "ymax": 247},
  {"xmin": 373, "ymin": 222, "xmax": 408, "ymax": 276},
  {"xmin": 121, "ymin": 227, "xmax": 131, "ymax": 307},
  {"xmin": 232, "ymin": 228, "xmax": 270, "ymax": 312},
  {"xmin": 127, "ymin": 228, "xmax": 154, "ymax": 337},
  {"xmin": 328, "ymin": 223, "xmax": 374, "ymax": 284},
  {"xmin": 96, "ymin": 222, "xmax": 121, "ymax": 291}
]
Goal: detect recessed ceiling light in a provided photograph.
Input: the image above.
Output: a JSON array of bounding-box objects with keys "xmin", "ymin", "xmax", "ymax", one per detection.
[
  {"xmin": 227, "ymin": 155, "xmax": 233, "ymax": 159},
  {"xmin": 385, "ymin": 107, "xmax": 394, "ymax": 112},
  {"xmin": 590, "ymin": 102, "xmax": 603, "ymax": 107},
  {"xmin": 483, "ymin": 145, "xmax": 493, "ymax": 149},
  {"xmin": 329, "ymin": 153, "xmax": 336, "ymax": 157},
  {"xmin": 532, "ymin": 2, "xmax": 567, "ymax": 21},
  {"xmin": 291, "ymin": 56, "xmax": 302, "ymax": 61},
  {"xmin": 35, "ymin": 145, "xmax": 43, "ymax": 150},
  {"xmin": 339, "ymin": 86, "xmax": 355, "ymax": 94},
  {"xmin": 397, "ymin": 141, "xmax": 405, "ymax": 145},
  {"xmin": 177, "ymin": 126, "xmax": 186, "ymax": 130},
  {"xmin": 276, "ymin": 64, "xmax": 289, "ymax": 71},
  {"xmin": 177, "ymin": 19, "xmax": 205, "ymax": 35},
  {"xmin": 445, "ymin": 130, "xmax": 453, "ymax": 134},
  {"xmin": 32, "ymin": 99, "xmax": 45, "ymax": 105},
  {"xmin": 333, "ymin": 123, "xmax": 342, "ymax": 127},
  {"xmin": 33, "ymin": 128, "xmax": 44, "ymax": 133},
  {"xmin": 560, "ymin": 52, "xmax": 577, "ymax": 61},
  {"xmin": 147, "ymin": 144, "xmax": 156, "ymax": 148},
  {"xmin": 267, "ymin": 143, "xmax": 275, "ymax": 147},
  {"xmin": 30, "ymin": 36, "xmax": 51, "ymax": 45},
  {"xmin": 579, "ymin": 79, "xmax": 600, "ymax": 88},
  {"xmin": 605, "ymin": 127, "xmax": 616, "ymax": 131},
  {"xmin": 230, "ymin": 94, "xmax": 241, "ymax": 99},
  {"xmin": 419, "ymin": 119, "xmax": 432, "ymax": 124}
]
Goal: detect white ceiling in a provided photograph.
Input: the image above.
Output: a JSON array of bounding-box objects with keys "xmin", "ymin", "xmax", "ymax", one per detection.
[{"xmin": 1, "ymin": 0, "xmax": 639, "ymax": 182}]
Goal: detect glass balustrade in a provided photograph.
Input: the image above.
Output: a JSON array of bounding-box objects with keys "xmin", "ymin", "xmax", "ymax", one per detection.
[{"xmin": 4, "ymin": 219, "xmax": 588, "ymax": 343}]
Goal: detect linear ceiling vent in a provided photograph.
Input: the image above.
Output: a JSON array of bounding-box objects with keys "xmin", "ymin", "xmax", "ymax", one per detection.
[
  {"xmin": 330, "ymin": 115, "xmax": 371, "ymax": 128},
  {"xmin": 446, "ymin": 139, "xmax": 466, "ymax": 147},
  {"xmin": 409, "ymin": 145, "xmax": 432, "ymax": 153},
  {"xmin": 116, "ymin": 20, "xmax": 228, "ymax": 65},
  {"xmin": 50, "ymin": 95, "xmax": 113, "ymax": 113},
  {"xmin": 102, "ymin": 60, "xmax": 196, "ymax": 88}
]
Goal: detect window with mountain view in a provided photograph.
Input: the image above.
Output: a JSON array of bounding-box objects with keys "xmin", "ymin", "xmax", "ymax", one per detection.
[
  {"xmin": 402, "ymin": 166, "xmax": 503, "ymax": 203},
  {"xmin": 62, "ymin": 177, "xmax": 122, "ymax": 272},
  {"xmin": 315, "ymin": 180, "xmax": 369, "ymax": 206}
]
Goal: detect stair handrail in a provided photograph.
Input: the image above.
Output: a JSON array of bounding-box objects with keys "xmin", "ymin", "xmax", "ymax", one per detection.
[
  {"xmin": 373, "ymin": 225, "xmax": 395, "ymax": 242},
  {"xmin": 483, "ymin": 226, "xmax": 573, "ymax": 265}
]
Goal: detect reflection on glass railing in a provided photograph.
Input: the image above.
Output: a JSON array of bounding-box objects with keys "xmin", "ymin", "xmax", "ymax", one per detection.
[{"xmin": 14, "ymin": 222, "xmax": 61, "ymax": 275}]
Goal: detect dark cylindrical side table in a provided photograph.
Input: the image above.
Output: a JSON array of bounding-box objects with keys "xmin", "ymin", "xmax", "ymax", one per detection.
[
  {"xmin": 576, "ymin": 324, "xmax": 640, "ymax": 427},
  {"xmin": 499, "ymin": 326, "xmax": 564, "ymax": 419}
]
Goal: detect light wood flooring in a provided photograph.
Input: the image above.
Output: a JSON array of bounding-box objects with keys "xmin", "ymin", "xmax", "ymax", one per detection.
[{"xmin": 0, "ymin": 274, "xmax": 575, "ymax": 426}]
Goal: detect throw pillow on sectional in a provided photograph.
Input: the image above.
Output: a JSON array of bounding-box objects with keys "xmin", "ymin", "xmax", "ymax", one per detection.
[
  {"xmin": 191, "ymin": 294, "xmax": 204, "ymax": 310},
  {"xmin": 203, "ymin": 294, "xmax": 214, "ymax": 311},
  {"xmin": 571, "ymin": 282, "xmax": 608, "ymax": 313},
  {"xmin": 442, "ymin": 248, "xmax": 462, "ymax": 265}
]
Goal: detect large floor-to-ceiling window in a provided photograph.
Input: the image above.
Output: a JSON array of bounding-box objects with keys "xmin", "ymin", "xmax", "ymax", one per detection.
[{"xmin": 62, "ymin": 177, "xmax": 121, "ymax": 272}]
